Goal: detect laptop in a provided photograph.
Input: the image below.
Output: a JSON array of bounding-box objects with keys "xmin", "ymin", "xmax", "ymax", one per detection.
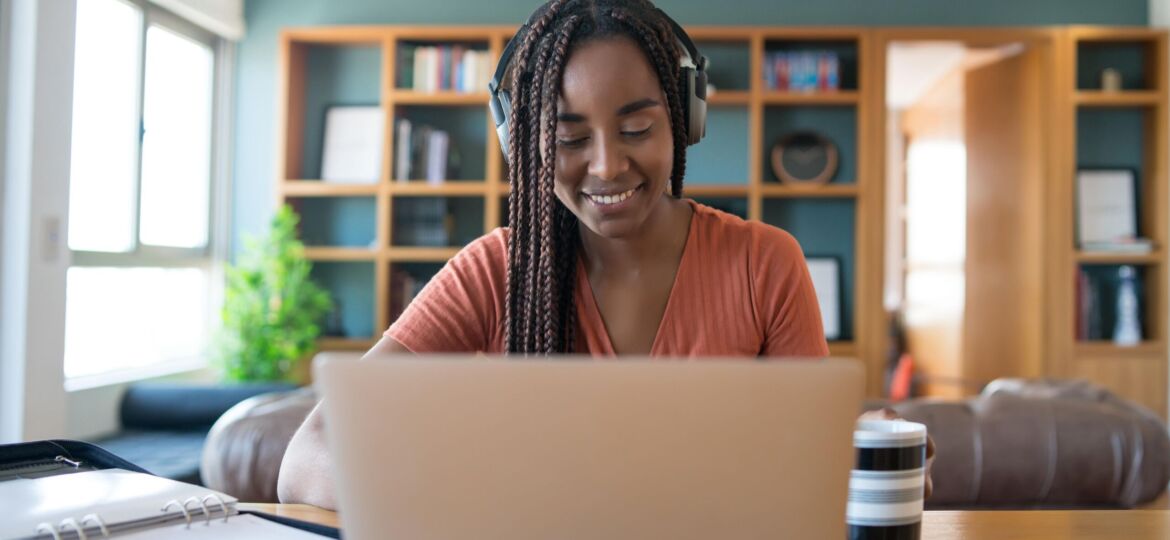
[{"xmin": 314, "ymin": 354, "xmax": 864, "ymax": 539}]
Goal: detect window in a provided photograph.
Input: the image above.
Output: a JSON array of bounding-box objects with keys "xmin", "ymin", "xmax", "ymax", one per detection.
[{"xmin": 64, "ymin": 0, "xmax": 223, "ymax": 383}]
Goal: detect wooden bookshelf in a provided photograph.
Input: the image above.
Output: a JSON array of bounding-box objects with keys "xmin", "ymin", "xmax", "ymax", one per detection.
[
  {"xmin": 864, "ymin": 27, "xmax": 1169, "ymax": 414},
  {"xmin": 277, "ymin": 25, "xmax": 1170, "ymax": 409},
  {"xmin": 273, "ymin": 25, "xmax": 891, "ymax": 398},
  {"xmin": 1051, "ymin": 27, "xmax": 1170, "ymax": 417}
]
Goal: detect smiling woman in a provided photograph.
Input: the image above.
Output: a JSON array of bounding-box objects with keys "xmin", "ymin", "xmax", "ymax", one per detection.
[
  {"xmin": 281, "ymin": 0, "xmax": 852, "ymax": 510},
  {"xmin": 373, "ymin": 0, "xmax": 828, "ymax": 357}
]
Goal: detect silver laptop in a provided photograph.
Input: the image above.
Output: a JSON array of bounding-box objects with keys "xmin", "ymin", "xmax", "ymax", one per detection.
[{"xmin": 315, "ymin": 354, "xmax": 864, "ymax": 539}]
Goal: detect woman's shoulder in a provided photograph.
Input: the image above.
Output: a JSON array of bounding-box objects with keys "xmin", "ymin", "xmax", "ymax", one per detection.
[
  {"xmin": 445, "ymin": 227, "xmax": 510, "ymax": 276},
  {"xmin": 688, "ymin": 199, "xmax": 801, "ymax": 259}
]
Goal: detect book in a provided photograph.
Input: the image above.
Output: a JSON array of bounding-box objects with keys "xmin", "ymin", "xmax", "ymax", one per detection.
[
  {"xmin": 406, "ymin": 45, "xmax": 491, "ymax": 93},
  {"xmin": 426, "ymin": 130, "xmax": 450, "ymax": 184},
  {"xmin": 1, "ymin": 468, "xmax": 328, "ymax": 539},
  {"xmin": 395, "ymin": 118, "xmax": 413, "ymax": 181},
  {"xmin": 1081, "ymin": 238, "xmax": 1154, "ymax": 254},
  {"xmin": 764, "ymin": 50, "xmax": 839, "ymax": 92}
]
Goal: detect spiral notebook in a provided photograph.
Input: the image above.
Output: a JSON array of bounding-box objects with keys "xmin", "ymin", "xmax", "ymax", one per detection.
[{"xmin": 2, "ymin": 468, "xmax": 327, "ymax": 539}]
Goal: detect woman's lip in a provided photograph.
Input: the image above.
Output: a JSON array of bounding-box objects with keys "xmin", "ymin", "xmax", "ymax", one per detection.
[
  {"xmin": 582, "ymin": 184, "xmax": 644, "ymax": 213},
  {"xmin": 582, "ymin": 186, "xmax": 641, "ymax": 197}
]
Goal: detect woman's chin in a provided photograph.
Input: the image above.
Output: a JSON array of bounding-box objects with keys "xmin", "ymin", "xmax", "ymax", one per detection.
[{"xmin": 584, "ymin": 218, "xmax": 641, "ymax": 239}]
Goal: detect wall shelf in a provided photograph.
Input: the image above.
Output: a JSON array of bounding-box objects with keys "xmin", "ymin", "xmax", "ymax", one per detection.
[
  {"xmin": 1074, "ymin": 251, "xmax": 1163, "ymax": 265},
  {"xmin": 304, "ymin": 247, "xmax": 380, "ymax": 261},
  {"xmin": 387, "ymin": 247, "xmax": 463, "ymax": 262},
  {"xmin": 283, "ymin": 181, "xmax": 381, "ymax": 197},
  {"xmin": 1074, "ymin": 91, "xmax": 1161, "ymax": 107},
  {"xmin": 762, "ymin": 91, "xmax": 859, "ymax": 106},
  {"xmin": 685, "ymin": 185, "xmax": 750, "ymax": 197},
  {"xmin": 389, "ymin": 182, "xmax": 489, "ymax": 196},
  {"xmin": 1074, "ymin": 341, "xmax": 1166, "ymax": 358},
  {"xmin": 387, "ymin": 90, "xmax": 491, "ymax": 106},
  {"xmin": 317, "ymin": 337, "xmax": 378, "ymax": 351},
  {"xmin": 760, "ymin": 184, "xmax": 859, "ymax": 198}
]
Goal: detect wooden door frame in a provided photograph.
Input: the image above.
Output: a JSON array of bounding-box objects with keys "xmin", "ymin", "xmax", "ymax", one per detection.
[{"xmin": 866, "ymin": 28, "xmax": 1059, "ymax": 396}]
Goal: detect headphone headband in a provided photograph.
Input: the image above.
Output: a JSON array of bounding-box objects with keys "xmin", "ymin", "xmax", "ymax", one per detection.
[{"xmin": 489, "ymin": 6, "xmax": 709, "ymax": 162}]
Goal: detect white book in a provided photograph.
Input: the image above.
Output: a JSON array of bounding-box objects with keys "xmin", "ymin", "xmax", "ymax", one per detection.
[
  {"xmin": 427, "ymin": 47, "xmax": 439, "ymax": 92},
  {"xmin": 426, "ymin": 130, "xmax": 449, "ymax": 184},
  {"xmin": 320, "ymin": 106, "xmax": 382, "ymax": 184},
  {"xmin": 395, "ymin": 118, "xmax": 412, "ymax": 181},
  {"xmin": 1, "ymin": 469, "xmax": 326, "ymax": 539},
  {"xmin": 479, "ymin": 52, "xmax": 493, "ymax": 92},
  {"xmin": 412, "ymin": 47, "xmax": 424, "ymax": 92},
  {"xmin": 461, "ymin": 50, "xmax": 476, "ymax": 93}
]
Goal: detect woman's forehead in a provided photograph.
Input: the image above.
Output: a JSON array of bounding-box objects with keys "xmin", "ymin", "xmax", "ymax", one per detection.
[{"xmin": 557, "ymin": 36, "xmax": 665, "ymax": 115}]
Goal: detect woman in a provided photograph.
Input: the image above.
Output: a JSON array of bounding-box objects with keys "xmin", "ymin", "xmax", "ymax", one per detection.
[
  {"xmin": 384, "ymin": 0, "xmax": 825, "ymax": 356},
  {"xmin": 279, "ymin": 0, "xmax": 931, "ymax": 508}
]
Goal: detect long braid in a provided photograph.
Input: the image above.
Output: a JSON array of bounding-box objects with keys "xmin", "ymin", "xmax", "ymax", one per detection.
[
  {"xmin": 504, "ymin": 0, "xmax": 690, "ymax": 354},
  {"xmin": 505, "ymin": 0, "xmax": 570, "ymax": 352},
  {"xmin": 555, "ymin": 204, "xmax": 580, "ymax": 351},
  {"xmin": 522, "ymin": 29, "xmax": 561, "ymax": 351},
  {"xmin": 537, "ymin": 16, "xmax": 581, "ymax": 352}
]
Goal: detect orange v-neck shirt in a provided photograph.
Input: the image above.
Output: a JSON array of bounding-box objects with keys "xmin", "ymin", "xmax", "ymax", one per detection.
[{"xmin": 386, "ymin": 200, "xmax": 829, "ymax": 357}]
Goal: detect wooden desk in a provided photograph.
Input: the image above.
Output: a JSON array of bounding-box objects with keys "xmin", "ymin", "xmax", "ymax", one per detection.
[{"xmin": 241, "ymin": 504, "xmax": 1170, "ymax": 539}]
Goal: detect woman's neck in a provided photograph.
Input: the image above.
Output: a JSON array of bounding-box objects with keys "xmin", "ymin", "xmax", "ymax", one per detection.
[{"xmin": 578, "ymin": 195, "xmax": 693, "ymax": 274}]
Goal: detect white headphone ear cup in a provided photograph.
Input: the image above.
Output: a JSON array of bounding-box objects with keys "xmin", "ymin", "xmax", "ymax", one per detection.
[{"xmin": 495, "ymin": 90, "xmax": 513, "ymax": 162}]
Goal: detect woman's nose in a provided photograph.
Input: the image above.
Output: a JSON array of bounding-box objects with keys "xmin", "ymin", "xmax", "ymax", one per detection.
[{"xmin": 587, "ymin": 134, "xmax": 630, "ymax": 181}]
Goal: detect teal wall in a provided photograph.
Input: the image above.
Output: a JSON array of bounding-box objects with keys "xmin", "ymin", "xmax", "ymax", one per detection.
[{"xmin": 233, "ymin": 0, "xmax": 1149, "ymax": 253}]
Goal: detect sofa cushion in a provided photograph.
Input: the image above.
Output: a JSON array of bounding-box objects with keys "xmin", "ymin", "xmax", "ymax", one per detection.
[
  {"xmin": 200, "ymin": 388, "xmax": 319, "ymax": 502},
  {"xmin": 893, "ymin": 379, "xmax": 1170, "ymax": 508}
]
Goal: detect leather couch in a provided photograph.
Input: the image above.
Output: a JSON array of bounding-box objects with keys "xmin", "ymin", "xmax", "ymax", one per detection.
[
  {"xmin": 888, "ymin": 378, "xmax": 1169, "ymax": 508},
  {"xmin": 201, "ymin": 358, "xmax": 1169, "ymax": 508}
]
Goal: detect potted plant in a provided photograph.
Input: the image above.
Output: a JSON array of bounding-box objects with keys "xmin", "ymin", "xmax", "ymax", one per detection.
[{"xmin": 216, "ymin": 205, "xmax": 333, "ymax": 383}]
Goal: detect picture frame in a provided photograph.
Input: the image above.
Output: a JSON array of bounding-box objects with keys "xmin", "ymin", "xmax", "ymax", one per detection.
[
  {"xmin": 321, "ymin": 105, "xmax": 383, "ymax": 184},
  {"xmin": 1075, "ymin": 168, "xmax": 1138, "ymax": 245},
  {"xmin": 805, "ymin": 256, "xmax": 841, "ymax": 340}
]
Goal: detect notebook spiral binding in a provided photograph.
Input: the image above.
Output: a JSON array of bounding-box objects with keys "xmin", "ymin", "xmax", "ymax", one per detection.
[{"xmin": 32, "ymin": 494, "xmax": 229, "ymax": 539}]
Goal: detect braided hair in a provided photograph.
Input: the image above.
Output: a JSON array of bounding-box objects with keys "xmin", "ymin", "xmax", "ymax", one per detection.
[{"xmin": 504, "ymin": 0, "xmax": 690, "ymax": 354}]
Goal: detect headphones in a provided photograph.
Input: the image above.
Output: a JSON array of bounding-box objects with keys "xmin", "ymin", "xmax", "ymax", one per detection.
[{"xmin": 488, "ymin": 8, "xmax": 709, "ymax": 162}]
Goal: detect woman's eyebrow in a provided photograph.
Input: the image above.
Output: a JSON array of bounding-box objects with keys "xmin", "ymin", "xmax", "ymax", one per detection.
[
  {"xmin": 616, "ymin": 98, "xmax": 659, "ymax": 116},
  {"xmin": 556, "ymin": 98, "xmax": 661, "ymax": 123}
]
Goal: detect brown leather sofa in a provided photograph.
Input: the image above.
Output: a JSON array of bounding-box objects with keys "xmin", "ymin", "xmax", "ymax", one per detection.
[
  {"xmin": 201, "ymin": 364, "xmax": 1169, "ymax": 508},
  {"xmin": 888, "ymin": 378, "xmax": 1169, "ymax": 508}
]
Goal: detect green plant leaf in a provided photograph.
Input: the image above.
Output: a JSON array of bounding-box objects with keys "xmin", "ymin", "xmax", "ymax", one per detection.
[{"xmin": 213, "ymin": 205, "xmax": 333, "ymax": 382}]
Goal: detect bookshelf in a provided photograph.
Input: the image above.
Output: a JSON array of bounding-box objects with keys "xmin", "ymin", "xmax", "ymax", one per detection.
[
  {"xmin": 1051, "ymin": 27, "xmax": 1169, "ymax": 417},
  {"xmin": 274, "ymin": 25, "xmax": 884, "ymax": 396}
]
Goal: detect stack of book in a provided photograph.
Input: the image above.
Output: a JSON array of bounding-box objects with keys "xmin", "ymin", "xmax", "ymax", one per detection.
[
  {"xmin": 1075, "ymin": 268, "xmax": 1104, "ymax": 341},
  {"xmin": 395, "ymin": 119, "xmax": 460, "ymax": 183},
  {"xmin": 394, "ymin": 198, "xmax": 452, "ymax": 247},
  {"xmin": 400, "ymin": 45, "xmax": 494, "ymax": 93},
  {"xmin": 1079, "ymin": 238, "xmax": 1154, "ymax": 254},
  {"xmin": 763, "ymin": 50, "xmax": 840, "ymax": 92}
]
